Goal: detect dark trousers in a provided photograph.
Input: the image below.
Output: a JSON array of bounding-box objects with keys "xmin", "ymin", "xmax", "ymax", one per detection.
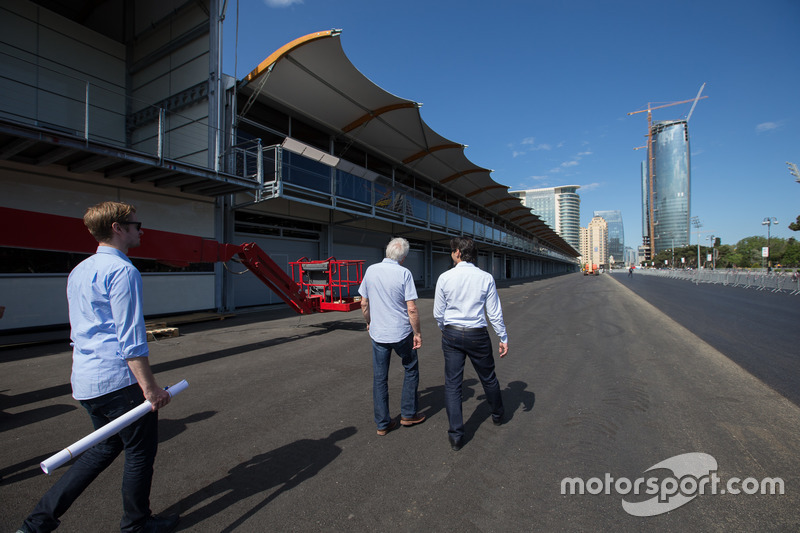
[
  {"xmin": 22, "ymin": 384, "xmax": 158, "ymax": 533},
  {"xmin": 442, "ymin": 327, "xmax": 504, "ymax": 441}
]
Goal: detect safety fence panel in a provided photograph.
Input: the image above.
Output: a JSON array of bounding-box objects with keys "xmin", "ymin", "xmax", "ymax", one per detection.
[{"xmin": 624, "ymin": 269, "xmax": 800, "ymax": 295}]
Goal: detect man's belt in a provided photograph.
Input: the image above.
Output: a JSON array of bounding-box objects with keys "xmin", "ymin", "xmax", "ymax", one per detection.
[{"xmin": 444, "ymin": 324, "xmax": 486, "ymax": 332}]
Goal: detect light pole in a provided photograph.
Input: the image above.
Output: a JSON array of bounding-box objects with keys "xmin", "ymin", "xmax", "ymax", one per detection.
[
  {"xmin": 708, "ymin": 234, "xmax": 715, "ymax": 269},
  {"xmin": 762, "ymin": 217, "xmax": 778, "ymax": 269},
  {"xmin": 788, "ymin": 162, "xmax": 800, "ymax": 184},
  {"xmin": 691, "ymin": 216, "xmax": 702, "ymax": 269}
]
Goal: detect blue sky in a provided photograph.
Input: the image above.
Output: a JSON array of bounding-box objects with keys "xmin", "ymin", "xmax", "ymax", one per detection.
[{"xmin": 222, "ymin": 0, "xmax": 800, "ymax": 250}]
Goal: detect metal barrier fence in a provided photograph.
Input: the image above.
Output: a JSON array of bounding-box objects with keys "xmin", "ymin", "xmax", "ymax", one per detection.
[{"xmin": 621, "ymin": 269, "xmax": 800, "ymax": 295}]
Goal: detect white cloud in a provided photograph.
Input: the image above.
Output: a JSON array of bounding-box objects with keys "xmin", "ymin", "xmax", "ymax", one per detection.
[
  {"xmin": 511, "ymin": 136, "xmax": 553, "ymax": 157},
  {"xmin": 561, "ymin": 160, "xmax": 579, "ymax": 168},
  {"xmin": 580, "ymin": 182, "xmax": 601, "ymax": 191},
  {"xmin": 755, "ymin": 121, "xmax": 781, "ymax": 133},
  {"xmin": 264, "ymin": 0, "xmax": 303, "ymax": 7}
]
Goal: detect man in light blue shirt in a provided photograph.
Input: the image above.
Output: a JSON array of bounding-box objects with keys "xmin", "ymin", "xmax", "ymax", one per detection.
[
  {"xmin": 19, "ymin": 202, "xmax": 178, "ymax": 533},
  {"xmin": 434, "ymin": 236, "xmax": 508, "ymax": 451},
  {"xmin": 358, "ymin": 238, "xmax": 426, "ymax": 435}
]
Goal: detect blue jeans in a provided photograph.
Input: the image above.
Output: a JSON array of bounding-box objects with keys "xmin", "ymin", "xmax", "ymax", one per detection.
[
  {"xmin": 372, "ymin": 333, "xmax": 420, "ymax": 429},
  {"xmin": 442, "ymin": 327, "xmax": 504, "ymax": 441},
  {"xmin": 22, "ymin": 384, "xmax": 158, "ymax": 533}
]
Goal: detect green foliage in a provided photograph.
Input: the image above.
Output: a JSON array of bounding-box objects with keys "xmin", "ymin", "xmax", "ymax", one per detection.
[
  {"xmin": 782, "ymin": 238, "xmax": 800, "ymax": 266},
  {"xmin": 651, "ymin": 245, "xmax": 709, "ymax": 268},
  {"xmin": 789, "ymin": 215, "xmax": 800, "ymax": 232},
  {"xmin": 714, "ymin": 236, "xmax": 800, "ymax": 268},
  {"xmin": 647, "ymin": 237, "xmax": 800, "ymax": 268}
]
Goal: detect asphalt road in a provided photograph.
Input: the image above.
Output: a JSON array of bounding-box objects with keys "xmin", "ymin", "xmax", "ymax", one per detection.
[
  {"xmin": 611, "ymin": 270, "xmax": 800, "ymax": 407},
  {"xmin": 2, "ymin": 272, "xmax": 799, "ymax": 531}
]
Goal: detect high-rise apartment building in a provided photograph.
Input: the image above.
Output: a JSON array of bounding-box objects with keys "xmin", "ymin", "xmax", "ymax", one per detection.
[
  {"xmin": 593, "ymin": 210, "xmax": 624, "ymax": 266},
  {"xmin": 643, "ymin": 120, "xmax": 691, "ymax": 256},
  {"xmin": 579, "ymin": 216, "xmax": 609, "ymax": 268},
  {"xmin": 510, "ymin": 185, "xmax": 581, "ymax": 251}
]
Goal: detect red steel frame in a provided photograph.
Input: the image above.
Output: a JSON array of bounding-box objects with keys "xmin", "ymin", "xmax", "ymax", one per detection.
[
  {"xmin": 0, "ymin": 206, "xmax": 363, "ymax": 315},
  {"xmin": 289, "ymin": 257, "xmax": 364, "ymax": 312}
]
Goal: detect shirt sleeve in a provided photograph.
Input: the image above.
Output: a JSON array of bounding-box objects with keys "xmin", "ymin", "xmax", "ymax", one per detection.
[
  {"xmin": 108, "ymin": 265, "xmax": 149, "ymax": 359},
  {"xmin": 484, "ymin": 277, "xmax": 508, "ymax": 343},
  {"xmin": 433, "ymin": 276, "xmax": 446, "ymax": 330},
  {"xmin": 404, "ymin": 271, "xmax": 418, "ymax": 302}
]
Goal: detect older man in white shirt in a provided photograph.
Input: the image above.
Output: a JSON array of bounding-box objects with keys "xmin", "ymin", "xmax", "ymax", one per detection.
[{"xmin": 359, "ymin": 237, "xmax": 426, "ymax": 435}]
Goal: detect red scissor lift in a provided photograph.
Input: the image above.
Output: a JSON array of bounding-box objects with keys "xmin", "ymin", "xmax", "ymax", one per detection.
[
  {"xmin": 290, "ymin": 257, "xmax": 364, "ymax": 312},
  {"xmin": 208, "ymin": 242, "xmax": 364, "ymax": 315}
]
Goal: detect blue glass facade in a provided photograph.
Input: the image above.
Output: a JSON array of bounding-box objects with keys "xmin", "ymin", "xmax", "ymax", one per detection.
[
  {"xmin": 649, "ymin": 120, "xmax": 690, "ymax": 254},
  {"xmin": 510, "ymin": 186, "xmax": 581, "ymax": 252},
  {"xmin": 556, "ymin": 186, "xmax": 581, "ymax": 251},
  {"xmin": 593, "ymin": 210, "xmax": 624, "ymax": 265}
]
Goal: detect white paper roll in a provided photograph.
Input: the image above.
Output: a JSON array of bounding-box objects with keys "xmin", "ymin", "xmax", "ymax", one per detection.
[{"xmin": 40, "ymin": 380, "xmax": 188, "ymax": 474}]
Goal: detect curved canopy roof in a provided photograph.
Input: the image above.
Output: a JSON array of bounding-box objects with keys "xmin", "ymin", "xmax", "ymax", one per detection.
[{"xmin": 240, "ymin": 30, "xmax": 577, "ymax": 257}]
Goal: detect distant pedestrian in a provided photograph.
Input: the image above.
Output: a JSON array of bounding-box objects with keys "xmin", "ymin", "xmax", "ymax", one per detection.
[
  {"xmin": 434, "ymin": 236, "xmax": 507, "ymax": 452},
  {"xmin": 629, "ymin": 266, "xmax": 634, "ymax": 277},
  {"xmin": 358, "ymin": 237, "xmax": 425, "ymax": 436}
]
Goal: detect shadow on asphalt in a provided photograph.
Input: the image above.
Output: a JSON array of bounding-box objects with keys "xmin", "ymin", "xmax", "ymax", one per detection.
[
  {"xmin": 2, "ymin": 320, "xmax": 367, "ymax": 413},
  {"xmin": 418, "ymin": 378, "xmax": 537, "ymax": 446},
  {"xmin": 0, "ymin": 402, "xmax": 77, "ymax": 433},
  {"xmin": 159, "ymin": 411, "xmax": 218, "ymax": 444},
  {"xmin": 163, "ymin": 426, "xmax": 357, "ymax": 532},
  {"xmin": 0, "ymin": 453, "xmax": 52, "ymax": 486}
]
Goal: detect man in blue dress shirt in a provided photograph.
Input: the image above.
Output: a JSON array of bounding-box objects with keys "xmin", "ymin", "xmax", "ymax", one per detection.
[
  {"xmin": 434, "ymin": 236, "xmax": 508, "ymax": 451},
  {"xmin": 358, "ymin": 237, "xmax": 426, "ymax": 436},
  {"xmin": 19, "ymin": 202, "xmax": 178, "ymax": 533}
]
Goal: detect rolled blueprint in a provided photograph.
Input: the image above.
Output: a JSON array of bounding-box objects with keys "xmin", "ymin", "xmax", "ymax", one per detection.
[{"xmin": 40, "ymin": 380, "xmax": 189, "ymax": 474}]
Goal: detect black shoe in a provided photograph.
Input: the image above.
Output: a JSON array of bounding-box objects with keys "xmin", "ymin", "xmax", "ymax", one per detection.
[
  {"xmin": 142, "ymin": 513, "xmax": 180, "ymax": 533},
  {"xmin": 492, "ymin": 415, "xmax": 503, "ymax": 426},
  {"xmin": 449, "ymin": 435, "xmax": 463, "ymax": 451}
]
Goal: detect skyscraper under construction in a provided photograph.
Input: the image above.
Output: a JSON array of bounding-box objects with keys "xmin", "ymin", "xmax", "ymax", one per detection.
[
  {"xmin": 631, "ymin": 85, "xmax": 705, "ymax": 262},
  {"xmin": 645, "ymin": 119, "xmax": 691, "ymax": 256}
]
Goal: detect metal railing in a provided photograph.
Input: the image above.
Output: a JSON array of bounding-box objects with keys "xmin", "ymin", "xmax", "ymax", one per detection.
[
  {"xmin": 0, "ymin": 48, "xmax": 220, "ymax": 169},
  {"xmin": 248, "ymin": 143, "xmax": 577, "ymax": 263},
  {"xmin": 624, "ymin": 268, "xmax": 800, "ymax": 295}
]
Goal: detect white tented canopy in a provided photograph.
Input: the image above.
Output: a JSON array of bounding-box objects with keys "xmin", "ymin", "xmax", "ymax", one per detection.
[{"xmin": 239, "ymin": 30, "xmax": 577, "ymax": 257}]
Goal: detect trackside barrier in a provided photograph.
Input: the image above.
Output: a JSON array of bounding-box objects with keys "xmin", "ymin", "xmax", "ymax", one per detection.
[{"xmin": 621, "ymin": 269, "xmax": 800, "ymax": 295}]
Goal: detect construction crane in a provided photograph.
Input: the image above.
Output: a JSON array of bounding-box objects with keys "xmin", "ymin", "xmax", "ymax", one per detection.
[{"xmin": 628, "ymin": 83, "xmax": 707, "ymax": 261}]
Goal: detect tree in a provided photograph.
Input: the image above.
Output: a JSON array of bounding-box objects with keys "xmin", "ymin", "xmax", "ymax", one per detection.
[
  {"xmin": 781, "ymin": 238, "xmax": 800, "ymax": 267},
  {"xmin": 789, "ymin": 215, "xmax": 800, "ymax": 232}
]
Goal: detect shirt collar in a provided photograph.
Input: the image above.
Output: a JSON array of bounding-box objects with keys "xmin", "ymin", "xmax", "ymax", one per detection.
[
  {"xmin": 382, "ymin": 258, "xmax": 399, "ymax": 265},
  {"xmin": 96, "ymin": 245, "xmax": 132, "ymax": 262}
]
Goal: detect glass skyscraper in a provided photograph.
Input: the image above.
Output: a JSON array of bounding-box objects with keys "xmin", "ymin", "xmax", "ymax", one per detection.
[
  {"xmin": 645, "ymin": 120, "xmax": 691, "ymax": 255},
  {"xmin": 593, "ymin": 210, "xmax": 624, "ymax": 265},
  {"xmin": 510, "ymin": 185, "xmax": 581, "ymax": 251}
]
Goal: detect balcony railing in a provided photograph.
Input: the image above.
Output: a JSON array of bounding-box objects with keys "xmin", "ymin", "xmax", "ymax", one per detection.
[{"xmin": 231, "ymin": 142, "xmax": 576, "ymax": 263}]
